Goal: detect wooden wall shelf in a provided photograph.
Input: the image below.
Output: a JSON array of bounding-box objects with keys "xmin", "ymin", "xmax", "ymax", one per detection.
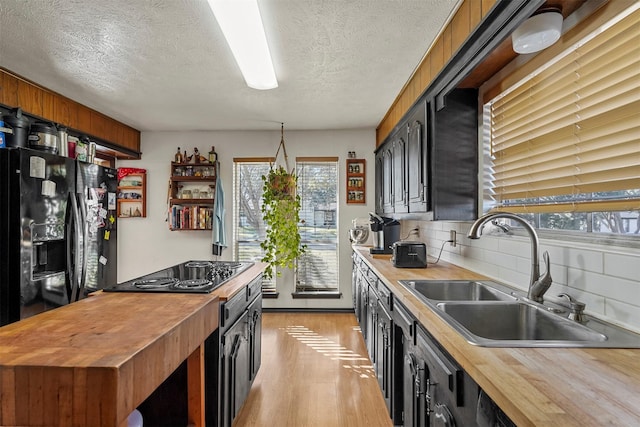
[
  {"xmin": 117, "ymin": 170, "xmax": 146, "ymax": 218},
  {"xmin": 168, "ymin": 161, "xmax": 217, "ymax": 230},
  {"xmin": 346, "ymin": 158, "xmax": 366, "ymax": 204}
]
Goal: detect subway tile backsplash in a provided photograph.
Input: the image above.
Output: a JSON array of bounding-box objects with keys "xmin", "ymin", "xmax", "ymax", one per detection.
[{"xmin": 403, "ymin": 220, "xmax": 640, "ymax": 333}]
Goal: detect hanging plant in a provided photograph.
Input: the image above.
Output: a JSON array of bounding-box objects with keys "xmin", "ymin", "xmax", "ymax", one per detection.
[{"xmin": 260, "ymin": 124, "xmax": 306, "ymax": 280}]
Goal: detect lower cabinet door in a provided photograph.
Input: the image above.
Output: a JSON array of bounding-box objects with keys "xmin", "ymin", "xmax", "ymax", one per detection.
[
  {"xmin": 376, "ymin": 305, "xmax": 392, "ymax": 413},
  {"xmin": 248, "ymin": 294, "xmax": 262, "ymax": 381},
  {"xmin": 221, "ymin": 310, "xmax": 250, "ymax": 427}
]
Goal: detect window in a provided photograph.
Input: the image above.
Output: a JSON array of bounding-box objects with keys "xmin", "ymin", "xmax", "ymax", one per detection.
[
  {"xmin": 484, "ymin": 5, "xmax": 640, "ymax": 235},
  {"xmin": 233, "ymin": 158, "xmax": 276, "ymax": 293},
  {"xmin": 294, "ymin": 157, "xmax": 339, "ymax": 295}
]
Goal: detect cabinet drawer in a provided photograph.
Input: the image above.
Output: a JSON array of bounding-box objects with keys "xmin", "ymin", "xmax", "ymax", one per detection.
[
  {"xmin": 221, "ymin": 290, "xmax": 247, "ymax": 330},
  {"xmin": 246, "ymin": 274, "xmax": 263, "ymax": 302}
]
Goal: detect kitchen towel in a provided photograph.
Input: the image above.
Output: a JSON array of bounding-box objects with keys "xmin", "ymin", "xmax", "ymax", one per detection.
[{"xmin": 212, "ymin": 169, "xmax": 226, "ymax": 256}]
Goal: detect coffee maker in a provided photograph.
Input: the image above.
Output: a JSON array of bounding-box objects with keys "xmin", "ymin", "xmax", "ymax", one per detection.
[{"xmin": 369, "ymin": 213, "xmax": 400, "ymax": 254}]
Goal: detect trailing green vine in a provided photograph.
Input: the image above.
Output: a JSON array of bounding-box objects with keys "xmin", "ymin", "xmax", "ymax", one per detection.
[{"xmin": 260, "ymin": 166, "xmax": 306, "ymax": 280}]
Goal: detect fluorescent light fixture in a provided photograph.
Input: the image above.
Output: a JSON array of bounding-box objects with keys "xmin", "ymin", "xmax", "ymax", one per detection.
[
  {"xmin": 512, "ymin": 10, "xmax": 563, "ymax": 54},
  {"xmin": 207, "ymin": 0, "xmax": 278, "ymax": 90}
]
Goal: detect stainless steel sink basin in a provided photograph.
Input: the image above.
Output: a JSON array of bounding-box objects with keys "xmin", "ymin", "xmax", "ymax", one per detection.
[
  {"xmin": 437, "ymin": 301, "xmax": 607, "ymax": 345},
  {"xmin": 397, "ymin": 279, "xmax": 640, "ymax": 348},
  {"xmin": 399, "ymin": 280, "xmax": 517, "ymax": 302}
]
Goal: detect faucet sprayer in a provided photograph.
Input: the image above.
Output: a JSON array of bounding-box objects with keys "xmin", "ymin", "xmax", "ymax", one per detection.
[{"xmin": 468, "ymin": 212, "xmax": 552, "ymax": 303}]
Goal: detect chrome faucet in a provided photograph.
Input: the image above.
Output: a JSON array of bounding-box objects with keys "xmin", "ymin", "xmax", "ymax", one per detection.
[{"xmin": 467, "ymin": 212, "xmax": 552, "ymax": 303}]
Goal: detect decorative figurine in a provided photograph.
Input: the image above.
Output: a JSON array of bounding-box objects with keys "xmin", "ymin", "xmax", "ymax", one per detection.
[{"xmin": 192, "ymin": 147, "xmax": 208, "ymax": 164}]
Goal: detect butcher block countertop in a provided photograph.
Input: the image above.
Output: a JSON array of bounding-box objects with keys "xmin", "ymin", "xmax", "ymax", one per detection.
[
  {"xmin": 210, "ymin": 262, "xmax": 266, "ymax": 301},
  {"xmin": 0, "ymin": 263, "xmax": 266, "ymax": 427},
  {"xmin": 353, "ymin": 247, "xmax": 640, "ymax": 426}
]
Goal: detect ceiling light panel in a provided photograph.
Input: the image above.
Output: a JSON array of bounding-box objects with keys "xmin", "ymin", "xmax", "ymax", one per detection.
[{"xmin": 208, "ymin": 0, "xmax": 278, "ymax": 90}]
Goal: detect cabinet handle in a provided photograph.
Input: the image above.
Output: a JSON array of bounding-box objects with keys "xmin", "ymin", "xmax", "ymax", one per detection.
[{"xmin": 425, "ymin": 378, "xmax": 433, "ymax": 415}]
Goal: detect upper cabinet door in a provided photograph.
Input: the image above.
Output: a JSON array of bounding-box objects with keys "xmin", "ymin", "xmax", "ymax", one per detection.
[
  {"xmin": 375, "ymin": 150, "xmax": 384, "ymax": 214},
  {"xmin": 432, "ymin": 88, "xmax": 478, "ymax": 220},
  {"xmin": 381, "ymin": 145, "xmax": 394, "ymax": 214},
  {"xmin": 407, "ymin": 101, "xmax": 428, "ymax": 212},
  {"xmin": 393, "ymin": 135, "xmax": 408, "ymax": 213}
]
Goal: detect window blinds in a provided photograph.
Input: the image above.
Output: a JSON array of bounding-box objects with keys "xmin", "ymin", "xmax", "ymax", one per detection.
[
  {"xmin": 489, "ymin": 8, "xmax": 640, "ymax": 213},
  {"xmin": 232, "ymin": 158, "xmax": 276, "ymax": 293},
  {"xmin": 295, "ymin": 158, "xmax": 339, "ymax": 292}
]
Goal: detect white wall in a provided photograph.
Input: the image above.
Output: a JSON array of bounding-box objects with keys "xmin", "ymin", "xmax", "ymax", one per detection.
[
  {"xmin": 117, "ymin": 129, "xmax": 375, "ymax": 309},
  {"xmin": 400, "ymin": 220, "xmax": 640, "ymax": 334}
]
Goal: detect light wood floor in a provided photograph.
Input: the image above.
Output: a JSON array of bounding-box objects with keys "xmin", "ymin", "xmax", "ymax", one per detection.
[{"xmin": 233, "ymin": 312, "xmax": 393, "ymax": 427}]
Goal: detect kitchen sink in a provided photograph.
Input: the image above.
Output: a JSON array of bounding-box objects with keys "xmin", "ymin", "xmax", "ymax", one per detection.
[
  {"xmin": 398, "ymin": 279, "xmax": 640, "ymax": 348},
  {"xmin": 437, "ymin": 301, "xmax": 607, "ymax": 346},
  {"xmin": 399, "ymin": 280, "xmax": 517, "ymax": 302}
]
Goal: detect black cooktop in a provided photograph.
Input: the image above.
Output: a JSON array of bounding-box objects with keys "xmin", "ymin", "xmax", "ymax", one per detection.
[{"xmin": 103, "ymin": 260, "xmax": 254, "ymax": 294}]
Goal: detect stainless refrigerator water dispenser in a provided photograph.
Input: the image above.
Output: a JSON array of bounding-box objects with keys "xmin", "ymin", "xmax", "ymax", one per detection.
[{"xmin": 369, "ymin": 213, "xmax": 400, "ymax": 254}]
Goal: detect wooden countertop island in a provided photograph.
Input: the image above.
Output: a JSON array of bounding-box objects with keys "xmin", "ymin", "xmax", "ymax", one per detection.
[
  {"xmin": 354, "ymin": 247, "xmax": 640, "ymax": 426},
  {"xmin": 0, "ymin": 262, "xmax": 266, "ymax": 427},
  {"xmin": 0, "ymin": 291, "xmax": 219, "ymax": 427}
]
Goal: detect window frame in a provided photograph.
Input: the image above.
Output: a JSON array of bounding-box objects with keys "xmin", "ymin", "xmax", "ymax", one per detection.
[
  {"xmin": 232, "ymin": 157, "xmax": 277, "ymax": 295},
  {"xmin": 292, "ymin": 156, "xmax": 341, "ymax": 298}
]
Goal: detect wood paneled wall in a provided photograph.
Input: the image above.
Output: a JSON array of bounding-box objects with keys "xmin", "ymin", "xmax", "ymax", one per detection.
[
  {"xmin": 0, "ymin": 68, "xmax": 140, "ymax": 157},
  {"xmin": 376, "ymin": 0, "xmax": 496, "ymax": 146}
]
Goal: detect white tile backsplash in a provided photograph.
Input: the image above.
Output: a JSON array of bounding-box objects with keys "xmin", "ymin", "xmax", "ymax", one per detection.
[
  {"xmin": 606, "ymin": 298, "xmax": 640, "ymax": 330},
  {"xmin": 604, "ymin": 252, "xmax": 640, "ymax": 281},
  {"xmin": 410, "ymin": 220, "xmax": 640, "ymax": 333}
]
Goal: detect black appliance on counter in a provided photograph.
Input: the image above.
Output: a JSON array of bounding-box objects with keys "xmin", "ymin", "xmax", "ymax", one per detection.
[
  {"xmin": 392, "ymin": 241, "xmax": 428, "ymax": 268},
  {"xmin": 0, "ymin": 147, "xmax": 118, "ymax": 326},
  {"xmin": 103, "ymin": 260, "xmax": 254, "ymax": 294},
  {"xmin": 369, "ymin": 212, "xmax": 400, "ymax": 254}
]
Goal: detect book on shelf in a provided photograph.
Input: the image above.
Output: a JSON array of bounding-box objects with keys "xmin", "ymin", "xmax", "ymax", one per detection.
[{"xmin": 169, "ymin": 205, "xmax": 212, "ymax": 230}]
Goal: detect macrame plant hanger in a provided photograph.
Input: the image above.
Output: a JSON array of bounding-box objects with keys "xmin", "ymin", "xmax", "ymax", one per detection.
[{"xmin": 272, "ymin": 122, "xmax": 291, "ymax": 173}]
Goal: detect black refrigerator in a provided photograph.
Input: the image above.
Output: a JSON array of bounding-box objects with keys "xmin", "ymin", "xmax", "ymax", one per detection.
[{"xmin": 0, "ymin": 147, "xmax": 118, "ymax": 326}]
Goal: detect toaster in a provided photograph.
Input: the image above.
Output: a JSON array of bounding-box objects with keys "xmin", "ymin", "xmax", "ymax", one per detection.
[{"xmin": 391, "ymin": 241, "xmax": 427, "ymax": 268}]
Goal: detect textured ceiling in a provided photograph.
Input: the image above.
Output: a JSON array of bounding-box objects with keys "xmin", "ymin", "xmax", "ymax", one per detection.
[{"xmin": 0, "ymin": 0, "xmax": 460, "ymax": 132}]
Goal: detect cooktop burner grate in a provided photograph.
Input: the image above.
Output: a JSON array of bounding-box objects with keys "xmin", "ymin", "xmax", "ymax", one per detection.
[
  {"xmin": 174, "ymin": 279, "xmax": 214, "ymax": 290},
  {"xmin": 133, "ymin": 278, "xmax": 179, "ymax": 289},
  {"xmin": 184, "ymin": 261, "xmax": 214, "ymax": 268}
]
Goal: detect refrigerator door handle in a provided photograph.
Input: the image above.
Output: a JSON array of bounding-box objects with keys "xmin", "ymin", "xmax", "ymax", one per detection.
[
  {"xmin": 68, "ymin": 193, "xmax": 82, "ymax": 303},
  {"xmin": 78, "ymin": 191, "xmax": 89, "ymax": 300}
]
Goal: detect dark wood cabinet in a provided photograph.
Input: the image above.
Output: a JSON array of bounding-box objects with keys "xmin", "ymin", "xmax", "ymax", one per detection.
[
  {"xmin": 393, "ymin": 300, "xmax": 416, "ymax": 426},
  {"xmin": 247, "ymin": 294, "xmax": 262, "ymax": 382},
  {"xmin": 431, "ymin": 88, "xmax": 478, "ymax": 220},
  {"xmin": 407, "ymin": 100, "xmax": 429, "ymax": 212},
  {"xmin": 374, "ymin": 152, "xmax": 384, "ymax": 215},
  {"xmin": 221, "ymin": 309, "xmax": 250, "ymax": 427},
  {"xmin": 381, "ymin": 144, "xmax": 394, "ymax": 214},
  {"xmin": 352, "ymin": 256, "xmax": 394, "ymax": 418},
  {"xmin": 393, "ymin": 134, "xmax": 408, "ymax": 213},
  {"xmin": 375, "ymin": 283, "xmax": 393, "ymax": 413},
  {"xmin": 374, "ymin": 89, "xmax": 477, "ymax": 220}
]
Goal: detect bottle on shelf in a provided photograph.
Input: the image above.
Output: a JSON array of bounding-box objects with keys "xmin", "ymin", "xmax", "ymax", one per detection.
[
  {"xmin": 209, "ymin": 146, "xmax": 217, "ymax": 164},
  {"xmin": 175, "ymin": 147, "xmax": 183, "ymax": 163}
]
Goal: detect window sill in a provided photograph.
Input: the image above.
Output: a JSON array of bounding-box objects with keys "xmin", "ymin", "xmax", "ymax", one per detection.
[{"xmin": 291, "ymin": 291, "xmax": 342, "ymax": 299}]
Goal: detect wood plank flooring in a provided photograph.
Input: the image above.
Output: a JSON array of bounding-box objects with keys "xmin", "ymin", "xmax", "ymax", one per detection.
[{"xmin": 233, "ymin": 312, "xmax": 393, "ymax": 427}]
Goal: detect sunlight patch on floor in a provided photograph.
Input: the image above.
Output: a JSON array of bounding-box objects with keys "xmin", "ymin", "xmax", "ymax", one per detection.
[{"xmin": 281, "ymin": 325, "xmax": 375, "ymax": 377}]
